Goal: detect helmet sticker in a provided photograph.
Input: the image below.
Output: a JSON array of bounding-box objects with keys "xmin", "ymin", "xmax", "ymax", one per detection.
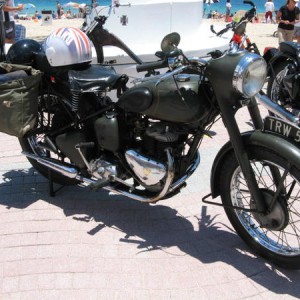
[{"xmin": 47, "ymin": 27, "xmax": 92, "ymax": 64}]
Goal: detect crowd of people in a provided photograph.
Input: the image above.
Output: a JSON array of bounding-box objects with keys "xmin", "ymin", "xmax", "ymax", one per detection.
[
  {"xmin": 0, "ymin": 0, "xmax": 87, "ymax": 44},
  {"xmin": 206, "ymin": 0, "xmax": 300, "ymax": 45},
  {"xmin": 2, "ymin": 0, "xmax": 300, "ymax": 47}
]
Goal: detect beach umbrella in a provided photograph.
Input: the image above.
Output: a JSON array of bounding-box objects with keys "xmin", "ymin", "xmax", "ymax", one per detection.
[
  {"xmin": 64, "ymin": 1, "xmax": 80, "ymax": 8},
  {"xmin": 78, "ymin": 3, "xmax": 86, "ymax": 8},
  {"xmin": 204, "ymin": 0, "xmax": 220, "ymax": 4},
  {"xmin": 23, "ymin": 3, "xmax": 36, "ymax": 9}
]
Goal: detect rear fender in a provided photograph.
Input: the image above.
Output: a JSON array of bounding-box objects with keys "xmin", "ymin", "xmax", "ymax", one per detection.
[{"xmin": 210, "ymin": 130, "xmax": 300, "ymax": 198}]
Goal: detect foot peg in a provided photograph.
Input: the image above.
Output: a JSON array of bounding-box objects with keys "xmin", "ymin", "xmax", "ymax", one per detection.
[{"xmin": 90, "ymin": 179, "xmax": 109, "ymax": 190}]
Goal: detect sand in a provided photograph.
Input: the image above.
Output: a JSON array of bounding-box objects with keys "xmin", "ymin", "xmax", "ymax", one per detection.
[
  {"xmin": 17, "ymin": 18, "xmax": 84, "ymax": 42},
  {"xmin": 16, "ymin": 17, "xmax": 280, "ymax": 55}
]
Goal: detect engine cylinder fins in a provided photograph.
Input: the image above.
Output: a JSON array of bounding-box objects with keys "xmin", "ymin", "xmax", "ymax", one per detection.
[{"xmin": 146, "ymin": 123, "xmax": 179, "ymax": 142}]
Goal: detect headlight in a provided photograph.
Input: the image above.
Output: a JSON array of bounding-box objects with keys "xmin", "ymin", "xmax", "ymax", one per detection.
[{"xmin": 233, "ymin": 53, "xmax": 267, "ymax": 97}]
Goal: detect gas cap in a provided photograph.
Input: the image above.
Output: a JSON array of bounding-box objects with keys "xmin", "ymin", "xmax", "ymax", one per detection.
[{"xmin": 175, "ymin": 74, "xmax": 191, "ymax": 82}]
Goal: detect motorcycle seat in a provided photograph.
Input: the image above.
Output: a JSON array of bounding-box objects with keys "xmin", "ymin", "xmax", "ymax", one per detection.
[
  {"xmin": 279, "ymin": 42, "xmax": 300, "ymax": 56},
  {"xmin": 33, "ymin": 52, "xmax": 127, "ymax": 93},
  {"xmin": 68, "ymin": 64, "xmax": 126, "ymax": 92}
]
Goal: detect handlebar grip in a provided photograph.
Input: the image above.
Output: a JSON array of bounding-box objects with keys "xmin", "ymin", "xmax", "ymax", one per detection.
[{"xmin": 136, "ymin": 60, "xmax": 168, "ymax": 73}]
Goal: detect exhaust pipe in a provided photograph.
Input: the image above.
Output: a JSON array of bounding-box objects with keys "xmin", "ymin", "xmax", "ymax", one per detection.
[
  {"xmin": 22, "ymin": 150, "xmax": 176, "ymax": 203},
  {"xmin": 23, "ymin": 151, "xmax": 78, "ymax": 178},
  {"xmin": 21, "ymin": 150, "xmax": 197, "ymax": 204},
  {"xmin": 255, "ymin": 92, "xmax": 300, "ymax": 125},
  {"xmin": 22, "ymin": 151, "xmax": 95, "ymax": 184}
]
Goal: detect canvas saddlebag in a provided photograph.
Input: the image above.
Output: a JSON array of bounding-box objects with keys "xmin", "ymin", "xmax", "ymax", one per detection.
[{"xmin": 0, "ymin": 63, "xmax": 42, "ymax": 137}]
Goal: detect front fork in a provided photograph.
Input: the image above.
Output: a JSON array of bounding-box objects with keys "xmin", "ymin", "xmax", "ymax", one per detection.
[
  {"xmin": 247, "ymin": 97, "xmax": 287, "ymax": 212},
  {"xmin": 220, "ymin": 99, "xmax": 268, "ymax": 212}
]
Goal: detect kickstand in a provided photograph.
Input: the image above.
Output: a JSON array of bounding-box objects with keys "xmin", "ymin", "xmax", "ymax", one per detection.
[{"xmin": 48, "ymin": 169, "xmax": 65, "ymax": 197}]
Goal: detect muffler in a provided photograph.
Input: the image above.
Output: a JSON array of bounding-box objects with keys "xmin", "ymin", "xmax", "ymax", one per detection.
[
  {"xmin": 255, "ymin": 92, "xmax": 300, "ymax": 124},
  {"xmin": 22, "ymin": 151, "xmax": 94, "ymax": 184}
]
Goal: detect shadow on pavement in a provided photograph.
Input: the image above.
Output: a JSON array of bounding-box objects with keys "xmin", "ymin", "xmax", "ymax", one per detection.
[{"xmin": 1, "ymin": 168, "xmax": 300, "ymax": 297}]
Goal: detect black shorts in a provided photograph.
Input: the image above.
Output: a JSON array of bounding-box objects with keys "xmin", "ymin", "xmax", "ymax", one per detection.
[{"xmin": 4, "ymin": 21, "xmax": 15, "ymax": 40}]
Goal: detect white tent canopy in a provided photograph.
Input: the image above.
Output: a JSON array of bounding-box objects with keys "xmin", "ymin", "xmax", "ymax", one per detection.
[{"xmin": 93, "ymin": 0, "xmax": 228, "ymax": 56}]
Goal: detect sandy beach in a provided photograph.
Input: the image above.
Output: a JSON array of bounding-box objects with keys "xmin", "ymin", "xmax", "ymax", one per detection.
[{"xmin": 16, "ymin": 17, "xmax": 280, "ymax": 55}]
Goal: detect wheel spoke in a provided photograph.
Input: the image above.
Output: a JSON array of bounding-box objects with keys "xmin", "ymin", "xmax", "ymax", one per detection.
[{"xmin": 231, "ymin": 157, "xmax": 300, "ymax": 256}]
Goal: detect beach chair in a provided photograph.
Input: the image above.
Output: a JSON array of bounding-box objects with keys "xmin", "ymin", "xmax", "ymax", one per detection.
[{"xmin": 15, "ymin": 24, "xmax": 26, "ymax": 42}]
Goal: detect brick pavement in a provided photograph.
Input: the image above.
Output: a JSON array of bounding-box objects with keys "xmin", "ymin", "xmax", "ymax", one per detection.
[{"xmin": 0, "ymin": 105, "xmax": 300, "ymax": 299}]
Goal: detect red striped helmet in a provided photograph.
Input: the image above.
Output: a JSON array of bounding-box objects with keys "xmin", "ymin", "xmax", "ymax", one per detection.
[{"xmin": 44, "ymin": 27, "xmax": 92, "ymax": 67}]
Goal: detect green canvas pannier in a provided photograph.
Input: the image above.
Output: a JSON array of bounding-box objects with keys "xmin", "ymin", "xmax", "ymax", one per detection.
[{"xmin": 0, "ymin": 63, "xmax": 42, "ymax": 137}]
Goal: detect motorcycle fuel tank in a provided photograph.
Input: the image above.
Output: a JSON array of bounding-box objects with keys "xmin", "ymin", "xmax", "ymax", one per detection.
[{"xmin": 117, "ymin": 74, "xmax": 210, "ymax": 123}]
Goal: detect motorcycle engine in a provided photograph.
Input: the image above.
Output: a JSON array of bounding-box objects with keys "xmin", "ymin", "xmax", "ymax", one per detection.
[{"xmin": 125, "ymin": 122, "xmax": 180, "ymax": 192}]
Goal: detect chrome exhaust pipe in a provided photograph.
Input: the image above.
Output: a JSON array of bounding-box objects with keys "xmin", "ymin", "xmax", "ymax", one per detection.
[
  {"xmin": 21, "ymin": 151, "xmax": 95, "ymax": 184},
  {"xmin": 255, "ymin": 92, "xmax": 300, "ymax": 125},
  {"xmin": 22, "ymin": 151, "xmax": 78, "ymax": 178},
  {"xmin": 22, "ymin": 149, "xmax": 191, "ymax": 204}
]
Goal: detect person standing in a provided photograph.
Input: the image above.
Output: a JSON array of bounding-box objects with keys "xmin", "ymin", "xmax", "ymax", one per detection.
[
  {"xmin": 294, "ymin": 0, "xmax": 300, "ymax": 42},
  {"xmin": 276, "ymin": 0, "xmax": 300, "ymax": 43},
  {"xmin": 265, "ymin": 0, "xmax": 275, "ymax": 23},
  {"xmin": 225, "ymin": 0, "xmax": 231, "ymax": 22},
  {"xmin": 56, "ymin": 1, "xmax": 61, "ymax": 19},
  {"xmin": 2, "ymin": 0, "xmax": 24, "ymax": 44}
]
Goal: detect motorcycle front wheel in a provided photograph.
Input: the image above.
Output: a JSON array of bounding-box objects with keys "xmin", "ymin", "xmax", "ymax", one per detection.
[{"xmin": 219, "ymin": 145, "xmax": 300, "ymax": 269}]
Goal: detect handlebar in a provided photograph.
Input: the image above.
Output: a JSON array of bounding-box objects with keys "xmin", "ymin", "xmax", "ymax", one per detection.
[
  {"xmin": 210, "ymin": 1, "xmax": 256, "ymax": 37},
  {"xmin": 136, "ymin": 49, "xmax": 184, "ymax": 72},
  {"xmin": 136, "ymin": 60, "xmax": 168, "ymax": 73}
]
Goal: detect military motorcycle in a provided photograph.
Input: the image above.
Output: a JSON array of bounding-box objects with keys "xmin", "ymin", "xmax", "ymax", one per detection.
[{"xmin": 3, "ymin": 25, "xmax": 300, "ymax": 269}]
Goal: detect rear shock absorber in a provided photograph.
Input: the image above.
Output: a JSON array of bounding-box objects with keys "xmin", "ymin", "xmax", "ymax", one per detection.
[{"xmin": 71, "ymin": 91, "xmax": 80, "ymax": 112}]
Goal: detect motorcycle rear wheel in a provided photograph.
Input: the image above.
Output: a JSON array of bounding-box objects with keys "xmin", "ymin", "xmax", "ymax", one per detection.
[
  {"xmin": 219, "ymin": 145, "xmax": 300, "ymax": 269},
  {"xmin": 19, "ymin": 92, "xmax": 79, "ymax": 186}
]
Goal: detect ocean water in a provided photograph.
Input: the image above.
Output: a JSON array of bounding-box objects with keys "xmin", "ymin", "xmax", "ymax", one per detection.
[
  {"xmin": 14, "ymin": 0, "xmax": 287, "ymax": 17},
  {"xmin": 15, "ymin": 0, "xmax": 111, "ymax": 16},
  {"xmin": 205, "ymin": 0, "xmax": 287, "ymax": 15}
]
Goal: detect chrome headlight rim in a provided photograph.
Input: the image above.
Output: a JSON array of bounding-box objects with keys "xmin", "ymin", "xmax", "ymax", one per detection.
[{"xmin": 233, "ymin": 53, "xmax": 267, "ymax": 98}]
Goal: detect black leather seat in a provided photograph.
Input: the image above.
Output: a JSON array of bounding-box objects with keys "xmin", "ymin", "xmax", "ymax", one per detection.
[
  {"xmin": 280, "ymin": 42, "xmax": 300, "ymax": 56},
  {"xmin": 68, "ymin": 64, "xmax": 124, "ymax": 92}
]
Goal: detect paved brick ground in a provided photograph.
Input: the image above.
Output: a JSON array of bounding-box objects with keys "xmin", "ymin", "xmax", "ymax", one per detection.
[{"xmin": 0, "ymin": 105, "xmax": 300, "ymax": 299}]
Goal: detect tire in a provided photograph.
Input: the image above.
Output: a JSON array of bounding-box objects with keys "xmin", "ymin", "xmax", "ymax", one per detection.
[
  {"xmin": 267, "ymin": 60, "xmax": 299, "ymax": 118},
  {"xmin": 219, "ymin": 145, "xmax": 300, "ymax": 269},
  {"xmin": 19, "ymin": 92, "xmax": 79, "ymax": 186}
]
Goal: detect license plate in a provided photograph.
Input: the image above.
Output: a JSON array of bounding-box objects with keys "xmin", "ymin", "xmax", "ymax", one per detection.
[{"xmin": 263, "ymin": 116, "xmax": 300, "ymax": 143}]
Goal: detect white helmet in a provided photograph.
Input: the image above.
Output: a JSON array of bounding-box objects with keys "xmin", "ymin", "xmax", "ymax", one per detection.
[{"xmin": 44, "ymin": 27, "xmax": 92, "ymax": 67}]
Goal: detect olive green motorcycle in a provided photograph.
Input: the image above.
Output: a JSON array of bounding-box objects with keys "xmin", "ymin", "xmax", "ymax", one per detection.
[{"xmin": 3, "ymin": 28, "xmax": 300, "ymax": 269}]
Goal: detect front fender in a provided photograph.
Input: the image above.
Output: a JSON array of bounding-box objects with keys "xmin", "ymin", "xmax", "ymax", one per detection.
[{"xmin": 211, "ymin": 130, "xmax": 300, "ymax": 198}]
